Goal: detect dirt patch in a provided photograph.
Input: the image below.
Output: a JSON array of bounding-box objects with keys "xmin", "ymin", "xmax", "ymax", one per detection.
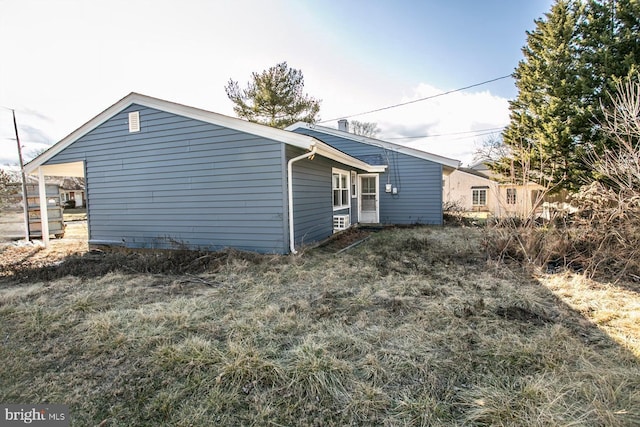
[
  {"xmin": 314, "ymin": 228, "xmax": 372, "ymax": 253},
  {"xmin": 0, "ymin": 238, "xmax": 284, "ymax": 282},
  {"xmin": 495, "ymin": 305, "xmax": 551, "ymax": 326},
  {"xmin": 0, "ymin": 239, "xmax": 87, "ymax": 279},
  {"xmin": 63, "ymin": 208, "xmax": 87, "ymax": 222},
  {"xmin": 63, "ymin": 220, "xmax": 88, "ymax": 240}
]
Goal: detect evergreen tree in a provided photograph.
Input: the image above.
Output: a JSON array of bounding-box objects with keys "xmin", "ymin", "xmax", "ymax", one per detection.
[
  {"xmin": 500, "ymin": 0, "xmax": 640, "ymax": 192},
  {"xmin": 603, "ymin": 0, "xmax": 640, "ymax": 82},
  {"xmin": 501, "ymin": 0, "xmax": 585, "ymax": 190},
  {"xmin": 225, "ymin": 62, "xmax": 321, "ymax": 129},
  {"xmin": 576, "ymin": 0, "xmax": 636, "ymax": 151}
]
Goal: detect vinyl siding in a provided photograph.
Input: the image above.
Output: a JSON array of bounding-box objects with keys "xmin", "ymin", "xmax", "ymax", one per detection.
[
  {"xmin": 293, "ymin": 129, "xmax": 444, "ymax": 225},
  {"xmin": 287, "ymin": 146, "xmax": 366, "ymax": 249},
  {"xmin": 287, "ymin": 146, "xmax": 333, "ymax": 247},
  {"xmin": 44, "ymin": 104, "xmax": 289, "ymax": 253}
]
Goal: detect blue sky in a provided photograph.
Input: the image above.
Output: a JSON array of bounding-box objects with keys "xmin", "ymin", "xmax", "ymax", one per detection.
[
  {"xmin": 304, "ymin": 0, "xmax": 551, "ymax": 99},
  {"xmin": 0, "ymin": 0, "xmax": 553, "ymax": 166}
]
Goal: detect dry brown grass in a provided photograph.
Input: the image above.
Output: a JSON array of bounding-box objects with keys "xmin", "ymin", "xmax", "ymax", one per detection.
[{"xmin": 0, "ymin": 226, "xmax": 638, "ymax": 426}]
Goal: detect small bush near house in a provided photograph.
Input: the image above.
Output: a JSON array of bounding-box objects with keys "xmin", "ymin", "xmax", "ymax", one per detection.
[{"xmin": 443, "ymin": 199, "xmax": 482, "ymax": 227}]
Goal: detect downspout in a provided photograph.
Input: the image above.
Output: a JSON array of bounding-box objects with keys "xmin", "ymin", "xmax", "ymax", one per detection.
[{"xmin": 287, "ymin": 146, "xmax": 317, "ymax": 254}]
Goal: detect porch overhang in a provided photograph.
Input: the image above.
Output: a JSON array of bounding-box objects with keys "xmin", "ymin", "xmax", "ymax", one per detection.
[
  {"xmin": 24, "ymin": 161, "xmax": 84, "ymax": 177},
  {"xmin": 22, "ymin": 161, "xmax": 85, "ymax": 247},
  {"xmin": 313, "ymin": 140, "xmax": 386, "ymax": 173}
]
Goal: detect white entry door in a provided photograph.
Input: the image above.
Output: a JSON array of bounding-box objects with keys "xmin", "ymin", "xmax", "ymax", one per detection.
[{"xmin": 358, "ymin": 174, "xmax": 379, "ymax": 224}]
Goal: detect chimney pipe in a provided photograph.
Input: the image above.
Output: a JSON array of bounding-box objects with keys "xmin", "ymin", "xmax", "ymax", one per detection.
[{"xmin": 338, "ymin": 119, "xmax": 349, "ymax": 132}]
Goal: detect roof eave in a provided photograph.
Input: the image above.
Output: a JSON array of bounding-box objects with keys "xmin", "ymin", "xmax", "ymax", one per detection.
[
  {"xmin": 312, "ymin": 140, "xmax": 386, "ymax": 173},
  {"xmin": 25, "ymin": 93, "xmax": 320, "ymax": 175},
  {"xmin": 25, "ymin": 93, "xmax": 386, "ymax": 177},
  {"xmin": 287, "ymin": 121, "xmax": 461, "ymax": 169}
]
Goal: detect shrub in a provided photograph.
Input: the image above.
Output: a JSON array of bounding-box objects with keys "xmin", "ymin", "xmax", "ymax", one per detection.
[{"xmin": 485, "ymin": 74, "xmax": 640, "ymax": 282}]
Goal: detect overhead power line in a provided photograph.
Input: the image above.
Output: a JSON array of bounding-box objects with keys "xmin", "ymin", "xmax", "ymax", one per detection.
[
  {"xmin": 319, "ymin": 74, "xmax": 512, "ymax": 123},
  {"xmin": 386, "ymin": 126, "xmax": 506, "ymax": 140},
  {"xmin": 447, "ymin": 129, "xmax": 504, "ymax": 141}
]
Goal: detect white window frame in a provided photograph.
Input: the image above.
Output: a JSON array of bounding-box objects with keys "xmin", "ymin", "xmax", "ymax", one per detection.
[
  {"xmin": 351, "ymin": 171, "xmax": 357, "ymax": 198},
  {"xmin": 506, "ymin": 188, "xmax": 517, "ymax": 205},
  {"xmin": 358, "ymin": 174, "xmax": 380, "ymax": 224},
  {"xmin": 472, "ymin": 188, "xmax": 487, "ymax": 206},
  {"xmin": 332, "ymin": 168, "xmax": 350, "ymax": 210}
]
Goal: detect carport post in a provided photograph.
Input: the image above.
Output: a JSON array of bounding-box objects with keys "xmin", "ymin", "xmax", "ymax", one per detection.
[{"xmin": 37, "ymin": 167, "xmax": 50, "ymax": 246}]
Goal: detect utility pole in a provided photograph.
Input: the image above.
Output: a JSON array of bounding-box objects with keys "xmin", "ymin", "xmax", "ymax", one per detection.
[{"xmin": 12, "ymin": 109, "xmax": 30, "ymax": 241}]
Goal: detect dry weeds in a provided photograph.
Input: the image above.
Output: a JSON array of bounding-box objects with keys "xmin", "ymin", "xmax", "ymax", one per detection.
[{"xmin": 0, "ymin": 226, "xmax": 638, "ymax": 426}]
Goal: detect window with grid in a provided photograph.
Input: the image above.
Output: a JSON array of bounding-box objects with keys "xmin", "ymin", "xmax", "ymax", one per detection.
[
  {"xmin": 332, "ymin": 169, "xmax": 350, "ymax": 209},
  {"xmin": 472, "ymin": 188, "xmax": 487, "ymax": 206},
  {"xmin": 506, "ymin": 188, "xmax": 517, "ymax": 204}
]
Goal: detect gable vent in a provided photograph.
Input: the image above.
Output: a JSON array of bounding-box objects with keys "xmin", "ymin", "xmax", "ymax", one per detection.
[{"xmin": 128, "ymin": 111, "xmax": 140, "ymax": 132}]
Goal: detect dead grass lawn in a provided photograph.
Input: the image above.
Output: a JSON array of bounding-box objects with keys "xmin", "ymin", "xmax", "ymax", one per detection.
[{"xmin": 0, "ymin": 226, "xmax": 638, "ymax": 426}]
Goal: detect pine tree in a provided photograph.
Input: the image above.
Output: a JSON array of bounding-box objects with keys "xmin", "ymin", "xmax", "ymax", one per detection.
[
  {"xmin": 500, "ymin": 0, "xmax": 640, "ymax": 192},
  {"xmin": 225, "ymin": 62, "xmax": 321, "ymax": 129},
  {"xmin": 502, "ymin": 0, "xmax": 585, "ymax": 191},
  {"xmin": 604, "ymin": 0, "xmax": 640, "ymax": 81}
]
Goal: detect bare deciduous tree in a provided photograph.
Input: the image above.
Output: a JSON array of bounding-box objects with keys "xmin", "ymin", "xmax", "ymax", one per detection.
[
  {"xmin": 0, "ymin": 169, "xmax": 12, "ymax": 208},
  {"xmin": 472, "ymin": 134, "xmax": 510, "ymax": 164},
  {"xmin": 350, "ymin": 121, "xmax": 380, "ymax": 138},
  {"xmin": 586, "ymin": 75, "xmax": 640, "ymax": 193}
]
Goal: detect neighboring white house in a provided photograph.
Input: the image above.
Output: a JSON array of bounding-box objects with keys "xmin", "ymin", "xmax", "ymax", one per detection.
[
  {"xmin": 444, "ymin": 162, "xmax": 545, "ymax": 218},
  {"xmin": 1, "ymin": 167, "xmax": 85, "ymax": 208},
  {"xmin": 59, "ymin": 177, "xmax": 85, "ymax": 208}
]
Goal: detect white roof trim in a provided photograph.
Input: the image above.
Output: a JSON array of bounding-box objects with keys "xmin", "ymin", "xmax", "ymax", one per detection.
[
  {"xmin": 312, "ymin": 140, "xmax": 386, "ymax": 173},
  {"xmin": 285, "ymin": 122, "xmax": 461, "ymax": 170},
  {"xmin": 454, "ymin": 168, "xmax": 491, "ymax": 180},
  {"xmin": 25, "ymin": 92, "xmax": 380, "ymax": 175}
]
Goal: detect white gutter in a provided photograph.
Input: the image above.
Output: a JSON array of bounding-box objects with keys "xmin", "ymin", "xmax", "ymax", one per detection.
[{"xmin": 288, "ymin": 146, "xmax": 317, "ymax": 254}]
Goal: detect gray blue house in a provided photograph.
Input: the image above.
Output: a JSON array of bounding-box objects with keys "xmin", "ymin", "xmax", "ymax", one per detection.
[
  {"xmin": 25, "ymin": 93, "xmax": 458, "ymax": 254},
  {"xmin": 286, "ymin": 121, "xmax": 459, "ymax": 226}
]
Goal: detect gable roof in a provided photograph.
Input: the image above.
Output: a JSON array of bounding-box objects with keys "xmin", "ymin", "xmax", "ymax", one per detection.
[
  {"xmin": 286, "ymin": 122, "xmax": 461, "ymax": 170},
  {"xmin": 25, "ymin": 93, "xmax": 385, "ymax": 175}
]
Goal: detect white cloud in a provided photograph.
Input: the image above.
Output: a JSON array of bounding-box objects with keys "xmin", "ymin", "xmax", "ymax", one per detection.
[
  {"xmin": 323, "ymin": 83, "xmax": 511, "ymax": 166},
  {"xmin": 0, "ymin": 0, "xmax": 514, "ymax": 168},
  {"xmin": 0, "ymin": 82, "xmax": 511, "ymax": 167},
  {"xmin": 400, "ymin": 85, "xmax": 510, "ymax": 165},
  {"xmin": 0, "ymin": 108, "xmax": 58, "ymax": 165}
]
